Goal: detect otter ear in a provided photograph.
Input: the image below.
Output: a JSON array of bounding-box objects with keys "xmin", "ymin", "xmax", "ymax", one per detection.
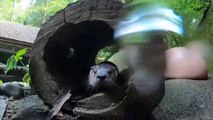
[
  {"xmin": 113, "ymin": 67, "xmax": 119, "ymax": 73},
  {"xmin": 115, "ymin": 70, "xmax": 119, "ymax": 75},
  {"xmin": 90, "ymin": 66, "xmax": 96, "ymax": 69}
]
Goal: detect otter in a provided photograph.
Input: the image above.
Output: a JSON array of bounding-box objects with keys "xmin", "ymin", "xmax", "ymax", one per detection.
[
  {"xmin": 46, "ymin": 61, "xmax": 123, "ymax": 120},
  {"xmin": 87, "ymin": 61, "xmax": 128, "ymax": 101},
  {"xmin": 88, "ymin": 61, "xmax": 119, "ymax": 90}
]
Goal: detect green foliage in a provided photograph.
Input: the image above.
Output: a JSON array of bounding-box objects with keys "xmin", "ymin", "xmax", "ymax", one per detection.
[
  {"xmin": 0, "ymin": 0, "xmax": 78, "ymax": 27},
  {"xmin": 0, "ymin": 0, "xmax": 14, "ymax": 21},
  {"xmin": 16, "ymin": 48, "xmax": 27, "ymax": 60},
  {"xmin": 22, "ymin": 64, "xmax": 30, "ymax": 85},
  {"xmin": 5, "ymin": 55, "xmax": 18, "ymax": 74},
  {"xmin": 18, "ymin": 7, "xmax": 46, "ymax": 27},
  {"xmin": 22, "ymin": 0, "xmax": 78, "ymax": 27},
  {"xmin": 4, "ymin": 48, "xmax": 31, "ymax": 86},
  {"xmin": 166, "ymin": 0, "xmax": 210, "ymax": 44},
  {"xmin": 5, "ymin": 48, "xmax": 28, "ymax": 74},
  {"xmin": 0, "ymin": 80, "xmax": 3, "ymax": 85},
  {"xmin": 23, "ymin": 72, "xmax": 30, "ymax": 85},
  {"xmin": 96, "ymin": 46, "xmax": 118, "ymax": 64}
]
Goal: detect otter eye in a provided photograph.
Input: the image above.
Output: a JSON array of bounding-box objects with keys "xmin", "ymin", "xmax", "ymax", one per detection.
[
  {"xmin": 93, "ymin": 70, "xmax": 97, "ymax": 74},
  {"xmin": 108, "ymin": 71, "xmax": 112, "ymax": 75}
]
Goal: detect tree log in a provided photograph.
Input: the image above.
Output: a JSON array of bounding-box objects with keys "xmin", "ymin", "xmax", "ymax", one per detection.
[
  {"xmin": 30, "ymin": 0, "xmax": 125, "ymax": 114},
  {"xmin": 29, "ymin": 0, "xmax": 165, "ymax": 119}
]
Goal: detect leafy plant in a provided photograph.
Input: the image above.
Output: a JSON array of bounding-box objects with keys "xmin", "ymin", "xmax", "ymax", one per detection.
[
  {"xmin": 0, "ymin": 80, "xmax": 3, "ymax": 85},
  {"xmin": 0, "ymin": 0, "xmax": 78, "ymax": 27},
  {"xmin": 22, "ymin": 65, "xmax": 31, "ymax": 85},
  {"xmin": 4, "ymin": 48, "xmax": 31, "ymax": 85},
  {"xmin": 96, "ymin": 46, "xmax": 118, "ymax": 64}
]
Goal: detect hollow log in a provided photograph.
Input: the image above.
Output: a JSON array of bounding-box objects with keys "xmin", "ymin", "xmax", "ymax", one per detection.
[
  {"xmin": 30, "ymin": 0, "xmax": 125, "ymax": 113},
  {"xmin": 29, "ymin": 0, "xmax": 165, "ymax": 119}
]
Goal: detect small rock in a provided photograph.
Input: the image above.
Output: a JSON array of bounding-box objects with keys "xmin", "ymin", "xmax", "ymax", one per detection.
[
  {"xmin": 0, "ymin": 82, "xmax": 24, "ymax": 99},
  {"xmin": 0, "ymin": 96, "xmax": 9, "ymax": 120},
  {"xmin": 3, "ymin": 95, "xmax": 49, "ymax": 120}
]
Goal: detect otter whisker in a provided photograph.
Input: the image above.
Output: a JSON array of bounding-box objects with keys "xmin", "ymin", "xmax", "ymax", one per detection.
[{"xmin": 87, "ymin": 61, "xmax": 119, "ymax": 93}]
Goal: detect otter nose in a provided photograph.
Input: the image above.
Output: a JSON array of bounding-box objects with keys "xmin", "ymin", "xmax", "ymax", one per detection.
[{"xmin": 97, "ymin": 76, "xmax": 106, "ymax": 81}]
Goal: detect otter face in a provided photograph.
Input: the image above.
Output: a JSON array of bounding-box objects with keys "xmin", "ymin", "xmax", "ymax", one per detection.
[{"xmin": 88, "ymin": 63, "xmax": 118, "ymax": 89}]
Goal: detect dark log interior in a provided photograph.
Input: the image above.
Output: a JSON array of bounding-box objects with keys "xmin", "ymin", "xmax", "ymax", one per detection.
[
  {"xmin": 43, "ymin": 20, "xmax": 115, "ymax": 94},
  {"xmin": 43, "ymin": 21, "xmax": 115, "ymax": 73}
]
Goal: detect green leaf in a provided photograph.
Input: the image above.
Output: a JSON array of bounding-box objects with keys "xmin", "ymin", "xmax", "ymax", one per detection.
[
  {"xmin": 14, "ymin": 56, "xmax": 19, "ymax": 62},
  {"xmin": 22, "ymin": 72, "xmax": 31, "ymax": 86},
  {"xmin": 16, "ymin": 48, "xmax": 28, "ymax": 57},
  {"xmin": 5, "ymin": 55, "xmax": 18, "ymax": 74},
  {"xmin": 0, "ymin": 80, "xmax": 3, "ymax": 85},
  {"xmin": 18, "ymin": 56, "xmax": 23, "ymax": 61}
]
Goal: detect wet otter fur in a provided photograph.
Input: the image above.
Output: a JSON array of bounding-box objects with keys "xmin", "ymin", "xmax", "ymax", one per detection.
[
  {"xmin": 88, "ymin": 61, "xmax": 128, "ymax": 101},
  {"xmin": 88, "ymin": 61, "xmax": 119, "ymax": 90}
]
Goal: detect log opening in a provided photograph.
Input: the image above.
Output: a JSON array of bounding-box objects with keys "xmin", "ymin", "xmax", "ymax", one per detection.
[
  {"xmin": 42, "ymin": 20, "xmax": 116, "ymax": 101},
  {"xmin": 43, "ymin": 20, "xmax": 114, "ymax": 79}
]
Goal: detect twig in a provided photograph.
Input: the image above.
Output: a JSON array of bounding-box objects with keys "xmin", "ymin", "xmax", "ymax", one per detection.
[{"xmin": 46, "ymin": 86, "xmax": 72, "ymax": 120}]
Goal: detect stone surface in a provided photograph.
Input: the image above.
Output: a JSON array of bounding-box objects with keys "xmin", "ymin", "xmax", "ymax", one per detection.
[
  {"xmin": 153, "ymin": 78, "xmax": 213, "ymax": 120},
  {"xmin": 0, "ymin": 96, "xmax": 9, "ymax": 120},
  {"xmin": 3, "ymin": 95, "xmax": 48, "ymax": 120},
  {"xmin": 0, "ymin": 82, "xmax": 24, "ymax": 99}
]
